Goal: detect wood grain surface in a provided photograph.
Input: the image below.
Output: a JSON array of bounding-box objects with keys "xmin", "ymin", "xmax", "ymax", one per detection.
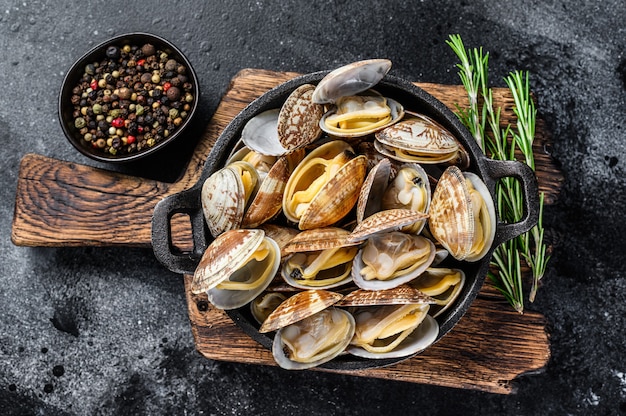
[{"xmin": 11, "ymin": 68, "xmax": 561, "ymax": 394}]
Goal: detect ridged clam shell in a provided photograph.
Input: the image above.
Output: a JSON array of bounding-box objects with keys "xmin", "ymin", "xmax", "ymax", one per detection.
[
  {"xmin": 348, "ymin": 209, "xmax": 429, "ymax": 243},
  {"xmin": 312, "ymin": 59, "xmax": 392, "ymax": 104},
  {"xmin": 277, "ymin": 84, "xmax": 324, "ymax": 150},
  {"xmin": 337, "ymin": 285, "xmax": 436, "ymax": 307},
  {"xmin": 428, "ymin": 166, "xmax": 474, "ymax": 261},
  {"xmin": 191, "ymin": 229, "xmax": 265, "ymax": 294},
  {"xmin": 201, "ymin": 166, "xmax": 245, "ymax": 238},
  {"xmin": 463, "ymin": 172, "xmax": 497, "ymax": 262},
  {"xmin": 356, "ymin": 158, "xmax": 391, "ymax": 224},
  {"xmin": 299, "ymin": 154, "xmax": 367, "ymax": 230},
  {"xmin": 283, "ymin": 227, "xmax": 360, "ymax": 254},
  {"xmin": 282, "ymin": 140, "xmax": 354, "ymax": 225},
  {"xmin": 374, "ymin": 113, "xmax": 459, "ymax": 163},
  {"xmin": 259, "ymin": 289, "xmax": 343, "ymax": 333},
  {"xmin": 242, "ymin": 149, "xmax": 305, "ymax": 228}
]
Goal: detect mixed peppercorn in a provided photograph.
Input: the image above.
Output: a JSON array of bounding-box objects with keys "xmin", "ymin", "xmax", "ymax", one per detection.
[{"xmin": 70, "ymin": 42, "xmax": 195, "ymax": 156}]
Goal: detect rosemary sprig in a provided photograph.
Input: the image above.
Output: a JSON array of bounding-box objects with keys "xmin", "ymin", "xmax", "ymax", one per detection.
[{"xmin": 445, "ymin": 34, "xmax": 550, "ymax": 313}]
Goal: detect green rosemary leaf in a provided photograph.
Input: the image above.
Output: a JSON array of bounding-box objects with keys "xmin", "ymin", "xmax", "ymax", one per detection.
[{"xmin": 447, "ymin": 34, "xmax": 551, "ymax": 312}]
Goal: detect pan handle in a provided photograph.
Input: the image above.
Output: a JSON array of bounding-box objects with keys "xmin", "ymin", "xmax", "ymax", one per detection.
[
  {"xmin": 482, "ymin": 159, "xmax": 540, "ymax": 247},
  {"xmin": 151, "ymin": 189, "xmax": 207, "ymax": 275}
]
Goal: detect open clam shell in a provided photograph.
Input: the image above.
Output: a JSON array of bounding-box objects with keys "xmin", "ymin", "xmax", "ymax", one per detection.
[
  {"xmin": 351, "ymin": 231, "xmax": 436, "ymax": 290},
  {"xmin": 259, "ymin": 289, "xmax": 343, "ymax": 333},
  {"xmin": 312, "ymin": 59, "xmax": 392, "ymax": 104},
  {"xmin": 201, "ymin": 161, "xmax": 259, "ymax": 238},
  {"xmin": 319, "ymin": 95, "xmax": 404, "ymax": 138},
  {"xmin": 241, "ymin": 108, "xmax": 288, "ymax": 156},
  {"xmin": 242, "ymin": 149, "xmax": 305, "ymax": 228},
  {"xmin": 282, "ymin": 140, "xmax": 367, "ymax": 230},
  {"xmin": 272, "ymin": 307, "xmax": 355, "ymax": 370},
  {"xmin": 250, "ymin": 291, "xmax": 288, "ymax": 325},
  {"xmin": 356, "ymin": 158, "xmax": 392, "ymax": 224},
  {"xmin": 191, "ymin": 229, "xmax": 274, "ymax": 294},
  {"xmin": 282, "ymin": 227, "xmax": 360, "ymax": 290},
  {"xmin": 409, "ymin": 267, "xmax": 466, "ymax": 318},
  {"xmin": 374, "ymin": 112, "xmax": 460, "ymax": 164},
  {"xmin": 206, "ymin": 236, "xmax": 281, "ymax": 310},
  {"xmin": 346, "ymin": 303, "xmax": 438, "ymax": 359},
  {"xmin": 428, "ymin": 166, "xmax": 496, "ymax": 262}
]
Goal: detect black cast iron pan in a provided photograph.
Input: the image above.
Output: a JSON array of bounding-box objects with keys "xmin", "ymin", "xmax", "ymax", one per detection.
[{"xmin": 151, "ymin": 71, "xmax": 539, "ymax": 370}]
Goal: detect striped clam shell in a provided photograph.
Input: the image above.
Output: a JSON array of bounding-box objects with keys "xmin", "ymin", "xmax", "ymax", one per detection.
[{"xmin": 259, "ymin": 289, "xmax": 343, "ymax": 333}]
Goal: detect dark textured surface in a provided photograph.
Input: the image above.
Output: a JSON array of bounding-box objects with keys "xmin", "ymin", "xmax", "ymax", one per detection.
[{"xmin": 1, "ymin": 1, "xmax": 625, "ymax": 414}]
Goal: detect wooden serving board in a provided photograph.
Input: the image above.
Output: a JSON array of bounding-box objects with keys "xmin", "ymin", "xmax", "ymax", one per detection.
[{"xmin": 12, "ymin": 69, "xmax": 563, "ymax": 394}]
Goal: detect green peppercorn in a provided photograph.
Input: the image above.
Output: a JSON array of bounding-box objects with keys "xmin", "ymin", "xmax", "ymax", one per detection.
[
  {"xmin": 92, "ymin": 103, "xmax": 102, "ymax": 114},
  {"xmin": 147, "ymin": 137, "xmax": 156, "ymax": 147},
  {"xmin": 74, "ymin": 117, "xmax": 86, "ymax": 129},
  {"xmin": 135, "ymin": 104, "xmax": 144, "ymax": 116}
]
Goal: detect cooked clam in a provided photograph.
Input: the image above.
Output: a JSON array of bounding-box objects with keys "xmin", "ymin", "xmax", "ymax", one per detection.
[
  {"xmin": 320, "ymin": 94, "xmax": 404, "ymax": 138},
  {"xmin": 226, "ymin": 146, "xmax": 277, "ymax": 183},
  {"xmin": 352, "ymin": 231, "xmax": 436, "ymax": 290},
  {"xmin": 242, "ymin": 150, "xmax": 304, "ymax": 228},
  {"xmin": 282, "ymin": 228, "xmax": 360, "ymax": 290},
  {"xmin": 191, "ymin": 229, "xmax": 280, "ymax": 310},
  {"xmin": 251, "ymin": 292, "xmax": 288, "ymax": 324},
  {"xmin": 312, "ymin": 59, "xmax": 392, "ymax": 104},
  {"xmin": 282, "ymin": 140, "xmax": 367, "ymax": 230},
  {"xmin": 346, "ymin": 301, "xmax": 438, "ymax": 359},
  {"xmin": 428, "ymin": 166, "xmax": 496, "ymax": 261},
  {"xmin": 273, "ymin": 307, "xmax": 355, "ymax": 370},
  {"xmin": 259, "ymin": 289, "xmax": 354, "ymax": 369},
  {"xmin": 374, "ymin": 112, "xmax": 460, "ymax": 164},
  {"xmin": 201, "ymin": 161, "xmax": 259, "ymax": 237},
  {"xmin": 410, "ymin": 267, "xmax": 466, "ymax": 318}
]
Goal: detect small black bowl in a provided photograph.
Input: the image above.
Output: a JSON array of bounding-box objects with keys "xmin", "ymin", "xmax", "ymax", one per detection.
[{"xmin": 59, "ymin": 32, "xmax": 200, "ymax": 163}]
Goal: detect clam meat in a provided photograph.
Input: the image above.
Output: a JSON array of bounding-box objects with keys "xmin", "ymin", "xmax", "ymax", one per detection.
[
  {"xmin": 352, "ymin": 231, "xmax": 436, "ymax": 290},
  {"xmin": 320, "ymin": 94, "xmax": 404, "ymax": 138},
  {"xmin": 348, "ymin": 303, "xmax": 438, "ymax": 359},
  {"xmin": 282, "ymin": 228, "xmax": 360, "ymax": 290}
]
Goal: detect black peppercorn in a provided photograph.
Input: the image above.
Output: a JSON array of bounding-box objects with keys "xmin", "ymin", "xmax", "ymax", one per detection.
[{"xmin": 141, "ymin": 43, "xmax": 156, "ymax": 56}]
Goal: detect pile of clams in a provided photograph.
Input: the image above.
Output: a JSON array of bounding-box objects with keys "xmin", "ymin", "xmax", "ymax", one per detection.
[{"xmin": 190, "ymin": 59, "xmax": 499, "ymax": 370}]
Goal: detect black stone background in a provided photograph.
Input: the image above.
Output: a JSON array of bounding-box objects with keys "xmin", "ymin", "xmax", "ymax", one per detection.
[{"xmin": 1, "ymin": 1, "xmax": 625, "ymax": 414}]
